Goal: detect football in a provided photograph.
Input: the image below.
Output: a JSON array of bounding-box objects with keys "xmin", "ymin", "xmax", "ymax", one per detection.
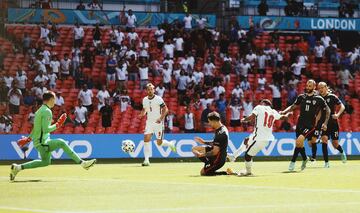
[{"xmin": 121, "ymin": 140, "xmax": 135, "ymax": 153}]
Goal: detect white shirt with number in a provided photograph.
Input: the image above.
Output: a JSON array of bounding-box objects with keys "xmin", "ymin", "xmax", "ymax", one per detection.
[
  {"xmin": 142, "ymin": 95, "xmax": 165, "ymax": 124},
  {"xmin": 249, "ymin": 105, "xmax": 281, "ymax": 141},
  {"xmin": 78, "ymin": 89, "xmax": 93, "ymax": 106}
]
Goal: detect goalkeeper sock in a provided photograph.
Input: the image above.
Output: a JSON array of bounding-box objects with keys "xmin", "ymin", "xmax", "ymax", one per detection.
[{"xmin": 144, "ymin": 142, "xmax": 151, "ymax": 162}]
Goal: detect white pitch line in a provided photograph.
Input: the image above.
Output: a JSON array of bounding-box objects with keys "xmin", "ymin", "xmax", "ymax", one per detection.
[
  {"xmin": 1, "ymin": 176, "xmax": 360, "ymax": 194},
  {"xmin": 1, "ymin": 202, "xmax": 360, "ymax": 213}
]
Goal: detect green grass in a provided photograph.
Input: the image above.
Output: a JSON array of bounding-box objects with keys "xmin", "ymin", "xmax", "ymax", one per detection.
[{"xmin": 1, "ymin": 160, "xmax": 360, "ymax": 213}]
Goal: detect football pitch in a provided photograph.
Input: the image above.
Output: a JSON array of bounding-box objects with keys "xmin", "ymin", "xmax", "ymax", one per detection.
[{"xmin": 1, "ymin": 160, "xmax": 360, "ymax": 213}]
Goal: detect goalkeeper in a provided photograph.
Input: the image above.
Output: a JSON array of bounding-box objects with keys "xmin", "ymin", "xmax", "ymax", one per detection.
[{"xmin": 10, "ymin": 91, "xmax": 96, "ymax": 181}]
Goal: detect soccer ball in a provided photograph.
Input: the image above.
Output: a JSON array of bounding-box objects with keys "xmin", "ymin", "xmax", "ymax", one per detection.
[{"xmin": 122, "ymin": 140, "xmax": 135, "ymax": 153}]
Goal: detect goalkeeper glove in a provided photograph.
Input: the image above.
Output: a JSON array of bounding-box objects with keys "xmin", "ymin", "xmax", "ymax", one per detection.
[
  {"xmin": 56, "ymin": 113, "xmax": 67, "ymax": 128},
  {"xmin": 17, "ymin": 136, "xmax": 32, "ymax": 148}
]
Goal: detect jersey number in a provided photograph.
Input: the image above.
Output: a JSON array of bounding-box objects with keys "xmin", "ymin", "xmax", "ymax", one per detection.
[
  {"xmin": 263, "ymin": 112, "xmax": 274, "ymax": 128},
  {"xmin": 305, "ymin": 105, "xmax": 310, "ymax": 111}
]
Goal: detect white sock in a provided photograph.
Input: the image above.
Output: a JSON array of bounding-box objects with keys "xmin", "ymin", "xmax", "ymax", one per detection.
[
  {"xmin": 245, "ymin": 161, "xmax": 252, "ymax": 174},
  {"xmin": 160, "ymin": 140, "xmax": 172, "ymax": 147},
  {"xmin": 144, "ymin": 142, "xmax": 151, "ymax": 162}
]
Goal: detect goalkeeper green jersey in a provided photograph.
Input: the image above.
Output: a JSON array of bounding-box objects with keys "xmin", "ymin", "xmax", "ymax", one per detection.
[{"xmin": 29, "ymin": 104, "xmax": 57, "ymax": 148}]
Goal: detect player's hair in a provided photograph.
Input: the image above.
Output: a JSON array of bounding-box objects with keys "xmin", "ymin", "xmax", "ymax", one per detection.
[
  {"xmin": 207, "ymin": 111, "xmax": 221, "ymax": 121},
  {"xmin": 43, "ymin": 91, "xmax": 56, "ymax": 101},
  {"xmin": 146, "ymin": 83, "xmax": 155, "ymax": 89},
  {"xmin": 307, "ymin": 79, "xmax": 316, "ymax": 86},
  {"xmin": 261, "ymin": 99, "xmax": 273, "ymax": 107}
]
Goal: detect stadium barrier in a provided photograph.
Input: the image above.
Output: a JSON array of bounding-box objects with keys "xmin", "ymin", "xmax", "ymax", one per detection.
[
  {"xmin": 237, "ymin": 16, "xmax": 360, "ymax": 31},
  {"xmin": 0, "ymin": 132, "xmax": 359, "ymax": 160},
  {"xmin": 7, "ymin": 8, "xmax": 216, "ymax": 28}
]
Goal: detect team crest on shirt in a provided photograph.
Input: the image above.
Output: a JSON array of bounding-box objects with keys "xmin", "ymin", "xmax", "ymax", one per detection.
[
  {"xmin": 312, "ymin": 100, "xmax": 316, "ymax": 105},
  {"xmin": 327, "ymin": 99, "xmax": 330, "ymax": 103}
]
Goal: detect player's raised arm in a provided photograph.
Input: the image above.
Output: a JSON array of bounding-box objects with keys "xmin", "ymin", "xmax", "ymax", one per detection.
[
  {"xmin": 157, "ymin": 103, "xmax": 168, "ymax": 123},
  {"xmin": 41, "ymin": 110, "xmax": 57, "ymax": 133},
  {"xmin": 280, "ymin": 94, "xmax": 303, "ymax": 114}
]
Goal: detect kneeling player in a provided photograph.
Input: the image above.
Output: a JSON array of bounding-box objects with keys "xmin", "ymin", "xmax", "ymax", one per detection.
[
  {"xmin": 229, "ymin": 99, "xmax": 291, "ymax": 176},
  {"xmin": 192, "ymin": 112, "xmax": 230, "ymax": 176}
]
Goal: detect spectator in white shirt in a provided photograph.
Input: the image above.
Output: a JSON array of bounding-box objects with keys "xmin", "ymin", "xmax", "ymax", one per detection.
[
  {"xmin": 161, "ymin": 63, "xmax": 172, "ymax": 90},
  {"xmin": 60, "ymin": 53, "xmax": 71, "ymax": 79},
  {"xmin": 46, "ymin": 70, "xmax": 57, "ymax": 89},
  {"xmin": 74, "ymin": 23, "xmax": 84, "ymax": 48},
  {"xmin": 125, "ymin": 9, "xmax": 137, "ymax": 31},
  {"xmin": 314, "ymin": 41, "xmax": 325, "ymax": 63},
  {"xmin": 257, "ymin": 50, "xmax": 267, "ymax": 74},
  {"xmin": 28, "ymin": 106, "xmax": 36, "ymax": 124},
  {"xmin": 212, "ymin": 81, "xmax": 226, "ymax": 100},
  {"xmin": 163, "ymin": 40, "xmax": 175, "ymax": 59},
  {"xmin": 242, "ymin": 97, "xmax": 253, "ymax": 117},
  {"xmin": 4, "ymin": 72, "xmax": 14, "ymax": 90},
  {"xmin": 240, "ymin": 77, "xmax": 251, "ymax": 91},
  {"xmin": 173, "ymin": 33, "xmax": 184, "ymax": 58},
  {"xmin": 196, "ymin": 16, "xmax": 207, "ymax": 30},
  {"xmin": 291, "ymin": 60, "xmax": 303, "ymax": 79},
  {"xmin": 155, "ymin": 82, "xmax": 166, "ymax": 98},
  {"xmin": 193, "ymin": 68, "xmax": 204, "ymax": 86},
  {"xmin": 40, "ymin": 24, "xmax": 50, "ymax": 42},
  {"xmin": 15, "ymin": 68, "xmax": 27, "ymax": 95},
  {"xmin": 34, "ymin": 71, "xmax": 49, "ymax": 86},
  {"xmin": 155, "ymin": 25, "xmax": 166, "ymax": 49},
  {"xmin": 232, "ymin": 84, "xmax": 244, "ymax": 99},
  {"xmin": 183, "ymin": 13, "xmax": 193, "ymax": 31},
  {"xmin": 96, "ymin": 85, "xmax": 110, "ymax": 110},
  {"xmin": 229, "ymin": 99, "xmax": 242, "ymax": 127},
  {"xmin": 257, "ymin": 74, "xmax": 266, "ymax": 91},
  {"xmin": 50, "ymin": 55, "xmax": 60, "ymax": 75},
  {"xmin": 139, "ymin": 62, "xmax": 149, "ymax": 90},
  {"xmin": 116, "ymin": 59, "xmax": 128, "ymax": 89},
  {"xmin": 321, "ymin": 32, "xmax": 331, "ymax": 48},
  {"xmin": 55, "ymin": 91, "xmax": 64, "ymax": 107},
  {"xmin": 184, "ymin": 107, "xmax": 195, "ymax": 133},
  {"xmin": 8, "ymin": 83, "xmax": 22, "ymax": 115},
  {"xmin": 268, "ymin": 83, "xmax": 282, "ymax": 110},
  {"xmin": 246, "ymin": 50, "xmax": 257, "ymax": 67},
  {"xmin": 127, "ymin": 28, "xmax": 139, "ymax": 46},
  {"xmin": 74, "ymin": 101, "xmax": 88, "ymax": 127},
  {"xmin": 78, "ymin": 84, "xmax": 93, "ymax": 113},
  {"xmin": 203, "ymin": 57, "xmax": 216, "ymax": 77}
]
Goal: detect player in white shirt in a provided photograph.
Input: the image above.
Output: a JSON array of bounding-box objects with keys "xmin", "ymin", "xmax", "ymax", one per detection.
[
  {"xmin": 227, "ymin": 99, "xmax": 291, "ymax": 176},
  {"xmin": 138, "ymin": 83, "xmax": 176, "ymax": 166}
]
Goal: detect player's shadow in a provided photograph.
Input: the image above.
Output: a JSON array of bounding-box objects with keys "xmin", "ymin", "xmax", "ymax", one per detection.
[
  {"xmin": 11, "ymin": 179, "xmax": 43, "ymax": 183},
  {"xmin": 281, "ymin": 171, "xmax": 300, "ymax": 174}
]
